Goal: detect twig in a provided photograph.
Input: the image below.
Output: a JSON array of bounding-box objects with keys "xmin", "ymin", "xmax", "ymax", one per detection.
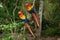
[
  {"xmin": 3, "ymin": 0, "xmax": 9, "ymax": 15},
  {"xmin": 32, "ymin": 0, "xmax": 36, "ymax": 7},
  {"xmin": 13, "ymin": 0, "xmax": 18, "ymax": 23},
  {"xmin": 22, "ymin": 0, "xmax": 27, "ymax": 39}
]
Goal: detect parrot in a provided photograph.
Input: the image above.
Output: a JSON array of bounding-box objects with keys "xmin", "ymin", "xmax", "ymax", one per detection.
[
  {"xmin": 18, "ymin": 11, "xmax": 35, "ymax": 37},
  {"xmin": 25, "ymin": 2, "xmax": 39, "ymax": 27}
]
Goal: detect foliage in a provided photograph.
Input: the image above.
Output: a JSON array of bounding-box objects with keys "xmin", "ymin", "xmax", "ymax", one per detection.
[
  {"xmin": 42, "ymin": 0, "xmax": 60, "ymax": 36},
  {"xmin": 0, "ymin": 0, "xmax": 60, "ymax": 40},
  {"xmin": 0, "ymin": 0, "xmax": 36, "ymax": 40},
  {"xmin": 1, "ymin": 35, "xmax": 15, "ymax": 40}
]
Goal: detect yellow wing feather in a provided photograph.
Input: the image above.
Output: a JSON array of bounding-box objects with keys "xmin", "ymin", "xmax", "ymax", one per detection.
[
  {"xmin": 27, "ymin": 6, "xmax": 33, "ymax": 11},
  {"xmin": 19, "ymin": 15, "xmax": 26, "ymax": 20}
]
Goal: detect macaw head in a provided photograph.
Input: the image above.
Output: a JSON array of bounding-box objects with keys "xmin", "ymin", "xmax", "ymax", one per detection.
[
  {"xmin": 18, "ymin": 11, "xmax": 26, "ymax": 20},
  {"xmin": 18, "ymin": 11, "xmax": 23, "ymax": 17},
  {"xmin": 26, "ymin": 2, "xmax": 33, "ymax": 11}
]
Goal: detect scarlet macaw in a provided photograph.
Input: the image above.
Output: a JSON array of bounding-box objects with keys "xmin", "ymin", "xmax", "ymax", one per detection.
[
  {"xmin": 25, "ymin": 2, "xmax": 39, "ymax": 27},
  {"xmin": 18, "ymin": 11, "xmax": 35, "ymax": 37}
]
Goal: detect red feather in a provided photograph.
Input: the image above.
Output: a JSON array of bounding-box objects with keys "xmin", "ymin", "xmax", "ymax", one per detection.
[
  {"xmin": 32, "ymin": 13, "xmax": 39, "ymax": 27},
  {"xmin": 25, "ymin": 23, "xmax": 35, "ymax": 37}
]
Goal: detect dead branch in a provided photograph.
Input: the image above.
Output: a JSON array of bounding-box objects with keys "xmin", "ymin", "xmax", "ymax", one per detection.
[{"xmin": 39, "ymin": 0, "xmax": 44, "ymax": 36}]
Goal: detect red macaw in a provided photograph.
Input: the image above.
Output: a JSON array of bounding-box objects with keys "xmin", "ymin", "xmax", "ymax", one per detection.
[
  {"xmin": 26, "ymin": 2, "xmax": 39, "ymax": 27},
  {"xmin": 18, "ymin": 11, "xmax": 35, "ymax": 37}
]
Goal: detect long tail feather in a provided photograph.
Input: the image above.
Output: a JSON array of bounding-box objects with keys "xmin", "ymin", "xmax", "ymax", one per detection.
[
  {"xmin": 32, "ymin": 13, "xmax": 39, "ymax": 27},
  {"xmin": 25, "ymin": 23, "xmax": 35, "ymax": 37}
]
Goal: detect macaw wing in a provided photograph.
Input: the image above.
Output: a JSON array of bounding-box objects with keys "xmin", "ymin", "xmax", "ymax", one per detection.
[
  {"xmin": 20, "ymin": 15, "xmax": 26, "ymax": 20},
  {"xmin": 27, "ymin": 6, "xmax": 33, "ymax": 11}
]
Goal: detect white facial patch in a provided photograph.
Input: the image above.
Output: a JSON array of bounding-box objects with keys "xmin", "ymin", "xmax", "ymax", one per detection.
[{"xmin": 18, "ymin": 11, "xmax": 21, "ymax": 14}]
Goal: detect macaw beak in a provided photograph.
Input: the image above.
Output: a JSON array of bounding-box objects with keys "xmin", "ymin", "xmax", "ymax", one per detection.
[
  {"xmin": 25, "ymin": 22, "xmax": 35, "ymax": 37},
  {"xmin": 32, "ymin": 13, "xmax": 39, "ymax": 27}
]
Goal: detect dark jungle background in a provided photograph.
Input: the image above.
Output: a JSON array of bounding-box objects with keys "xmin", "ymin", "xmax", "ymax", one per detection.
[{"xmin": 0, "ymin": 0, "xmax": 60, "ymax": 40}]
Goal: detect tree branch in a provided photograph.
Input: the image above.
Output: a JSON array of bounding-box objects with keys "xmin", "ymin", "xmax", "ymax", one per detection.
[
  {"xmin": 32, "ymin": 0, "xmax": 36, "ymax": 7},
  {"xmin": 39, "ymin": 0, "xmax": 44, "ymax": 36}
]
